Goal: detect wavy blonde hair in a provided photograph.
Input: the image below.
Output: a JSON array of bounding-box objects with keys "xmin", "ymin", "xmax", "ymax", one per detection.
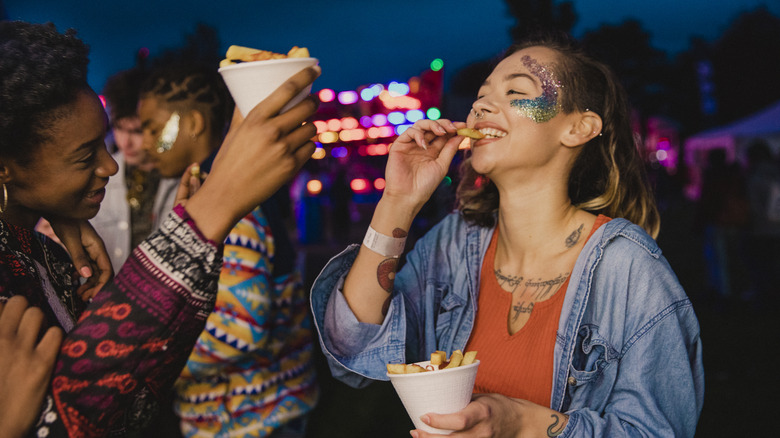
[{"xmin": 457, "ymin": 32, "xmax": 660, "ymax": 238}]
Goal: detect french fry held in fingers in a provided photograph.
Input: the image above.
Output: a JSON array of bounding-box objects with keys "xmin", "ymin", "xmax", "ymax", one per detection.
[
  {"xmin": 386, "ymin": 350, "xmax": 477, "ymax": 374},
  {"xmin": 457, "ymin": 127, "xmax": 484, "ymax": 139}
]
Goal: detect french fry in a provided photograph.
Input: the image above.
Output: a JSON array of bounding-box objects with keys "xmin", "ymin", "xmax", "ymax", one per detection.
[
  {"xmin": 462, "ymin": 350, "xmax": 478, "ymax": 365},
  {"xmin": 444, "ymin": 350, "xmax": 463, "ymax": 369},
  {"xmin": 406, "ymin": 364, "xmax": 427, "ymax": 373},
  {"xmin": 430, "ymin": 350, "xmax": 447, "ymax": 366},
  {"xmin": 457, "ymin": 128, "xmax": 484, "ymax": 139},
  {"xmin": 287, "ymin": 46, "xmax": 310, "ymax": 58},
  {"xmin": 387, "ymin": 363, "xmax": 406, "ymax": 374}
]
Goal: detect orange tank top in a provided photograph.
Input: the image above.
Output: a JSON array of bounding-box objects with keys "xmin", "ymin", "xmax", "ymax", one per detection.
[{"xmin": 465, "ymin": 215, "xmax": 610, "ymax": 407}]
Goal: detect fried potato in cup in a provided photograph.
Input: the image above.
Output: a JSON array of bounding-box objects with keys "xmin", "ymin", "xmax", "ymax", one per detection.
[
  {"xmin": 220, "ymin": 45, "xmax": 311, "ymax": 67},
  {"xmin": 386, "ymin": 350, "xmax": 478, "ymax": 374}
]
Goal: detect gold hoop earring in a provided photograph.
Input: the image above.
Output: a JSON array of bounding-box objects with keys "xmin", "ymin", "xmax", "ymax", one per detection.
[{"xmin": 0, "ymin": 184, "xmax": 7, "ymax": 214}]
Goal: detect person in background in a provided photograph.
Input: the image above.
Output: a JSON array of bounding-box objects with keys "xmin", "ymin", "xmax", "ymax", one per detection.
[
  {"xmin": 310, "ymin": 31, "xmax": 703, "ymax": 437},
  {"xmin": 743, "ymin": 139, "xmax": 780, "ymax": 306},
  {"xmin": 91, "ymin": 66, "xmax": 180, "ymax": 272},
  {"xmin": 0, "ymin": 20, "xmax": 320, "ymax": 437},
  {"xmin": 137, "ymin": 49, "xmax": 319, "ymax": 437}
]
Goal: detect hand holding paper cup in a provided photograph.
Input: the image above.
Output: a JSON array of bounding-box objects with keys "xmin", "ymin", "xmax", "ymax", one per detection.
[
  {"xmin": 218, "ymin": 45, "xmax": 319, "ymax": 116},
  {"xmin": 387, "ymin": 350, "xmax": 479, "ymax": 435}
]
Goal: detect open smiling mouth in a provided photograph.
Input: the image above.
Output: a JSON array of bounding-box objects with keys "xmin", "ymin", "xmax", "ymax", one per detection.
[{"xmin": 478, "ymin": 128, "xmax": 507, "ymax": 139}]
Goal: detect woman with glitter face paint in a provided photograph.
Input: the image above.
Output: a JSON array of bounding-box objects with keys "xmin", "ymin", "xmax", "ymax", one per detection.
[{"xmin": 310, "ymin": 31, "xmax": 704, "ymax": 437}]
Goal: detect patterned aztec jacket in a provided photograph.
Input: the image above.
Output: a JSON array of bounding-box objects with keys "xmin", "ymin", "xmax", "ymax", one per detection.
[
  {"xmin": 0, "ymin": 205, "xmax": 222, "ymax": 438},
  {"xmin": 311, "ymin": 214, "xmax": 705, "ymax": 437},
  {"xmin": 173, "ymin": 201, "xmax": 319, "ymax": 438}
]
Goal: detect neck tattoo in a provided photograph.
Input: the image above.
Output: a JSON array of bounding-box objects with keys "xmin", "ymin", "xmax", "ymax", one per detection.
[{"xmin": 565, "ymin": 223, "xmax": 584, "ymax": 248}]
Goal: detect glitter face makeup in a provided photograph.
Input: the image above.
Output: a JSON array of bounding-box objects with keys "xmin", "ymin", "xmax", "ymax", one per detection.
[
  {"xmin": 156, "ymin": 112, "xmax": 180, "ymax": 154},
  {"xmin": 510, "ymin": 55, "xmax": 561, "ymax": 123}
]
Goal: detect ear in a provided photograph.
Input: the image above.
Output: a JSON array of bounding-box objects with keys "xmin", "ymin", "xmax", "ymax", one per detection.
[
  {"xmin": 0, "ymin": 160, "xmax": 12, "ymax": 185},
  {"xmin": 185, "ymin": 110, "xmax": 207, "ymax": 138},
  {"xmin": 561, "ymin": 111, "xmax": 603, "ymax": 148}
]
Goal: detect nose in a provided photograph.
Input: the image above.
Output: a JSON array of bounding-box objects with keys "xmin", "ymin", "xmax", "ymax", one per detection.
[{"xmin": 95, "ymin": 143, "xmax": 119, "ymax": 178}]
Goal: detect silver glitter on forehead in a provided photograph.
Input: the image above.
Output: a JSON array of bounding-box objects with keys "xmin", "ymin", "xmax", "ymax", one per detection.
[
  {"xmin": 509, "ymin": 55, "xmax": 562, "ymax": 123},
  {"xmin": 156, "ymin": 112, "xmax": 180, "ymax": 154}
]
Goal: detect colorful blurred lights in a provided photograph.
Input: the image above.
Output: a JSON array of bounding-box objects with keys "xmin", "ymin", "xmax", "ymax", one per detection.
[
  {"xmin": 430, "ymin": 58, "xmax": 444, "ymax": 71},
  {"xmin": 371, "ymin": 114, "xmax": 388, "ymax": 127},
  {"xmin": 388, "ymin": 81, "xmax": 410, "ymax": 96},
  {"xmin": 311, "ymin": 147, "xmax": 327, "ymax": 160},
  {"xmin": 338, "ymin": 90, "xmax": 359, "ymax": 105},
  {"xmin": 374, "ymin": 178, "xmax": 386, "ymax": 190},
  {"xmin": 350, "ymin": 178, "xmax": 369, "ymax": 193},
  {"xmin": 318, "ymin": 89, "xmax": 335, "ymax": 102},
  {"xmin": 405, "ymin": 109, "xmax": 424, "ymax": 123},
  {"xmin": 387, "ymin": 111, "xmax": 406, "ymax": 125},
  {"xmin": 332, "ymin": 146, "xmax": 348, "ymax": 158},
  {"xmin": 426, "ymin": 107, "xmax": 441, "ymax": 120},
  {"xmin": 307, "ymin": 179, "xmax": 323, "ymax": 195}
]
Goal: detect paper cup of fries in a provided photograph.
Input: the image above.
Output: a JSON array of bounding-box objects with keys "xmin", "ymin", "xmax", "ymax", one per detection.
[
  {"xmin": 219, "ymin": 57, "xmax": 319, "ymax": 116},
  {"xmin": 387, "ymin": 352, "xmax": 480, "ymax": 435}
]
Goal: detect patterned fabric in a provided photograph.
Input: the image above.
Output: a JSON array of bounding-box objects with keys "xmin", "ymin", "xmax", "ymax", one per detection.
[
  {"xmin": 1, "ymin": 205, "xmax": 223, "ymax": 438},
  {"xmin": 174, "ymin": 206, "xmax": 318, "ymax": 438},
  {"xmin": 0, "ymin": 218, "xmax": 85, "ymax": 329}
]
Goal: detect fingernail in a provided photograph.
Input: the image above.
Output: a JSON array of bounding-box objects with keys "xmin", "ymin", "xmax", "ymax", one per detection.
[
  {"xmin": 420, "ymin": 140, "xmax": 428, "ymax": 150},
  {"xmin": 80, "ymin": 266, "xmax": 92, "ymax": 278},
  {"xmin": 409, "ymin": 431, "xmax": 418, "ymax": 438},
  {"xmin": 420, "ymin": 415, "xmax": 430, "ymax": 424}
]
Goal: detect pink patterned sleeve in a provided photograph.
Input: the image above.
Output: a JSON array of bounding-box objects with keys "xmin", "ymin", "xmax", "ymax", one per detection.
[{"xmin": 31, "ymin": 205, "xmax": 223, "ymax": 438}]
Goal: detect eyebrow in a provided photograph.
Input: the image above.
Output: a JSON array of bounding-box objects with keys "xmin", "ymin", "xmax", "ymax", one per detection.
[{"xmin": 481, "ymin": 72, "xmax": 538, "ymax": 88}]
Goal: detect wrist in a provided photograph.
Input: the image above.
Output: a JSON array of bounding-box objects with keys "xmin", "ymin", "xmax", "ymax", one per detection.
[{"xmin": 362, "ymin": 225, "xmax": 406, "ymax": 258}]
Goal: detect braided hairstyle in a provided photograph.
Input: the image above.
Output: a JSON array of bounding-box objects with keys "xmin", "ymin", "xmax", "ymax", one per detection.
[
  {"xmin": 0, "ymin": 21, "xmax": 90, "ymax": 166},
  {"xmin": 140, "ymin": 50, "xmax": 233, "ymax": 146},
  {"xmin": 457, "ymin": 31, "xmax": 660, "ymax": 238}
]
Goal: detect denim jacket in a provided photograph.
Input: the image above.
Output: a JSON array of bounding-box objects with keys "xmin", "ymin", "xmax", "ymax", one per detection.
[{"xmin": 310, "ymin": 213, "xmax": 704, "ymax": 437}]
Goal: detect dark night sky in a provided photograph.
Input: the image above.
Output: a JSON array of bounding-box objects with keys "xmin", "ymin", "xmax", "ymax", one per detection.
[{"xmin": 4, "ymin": 0, "xmax": 779, "ymax": 94}]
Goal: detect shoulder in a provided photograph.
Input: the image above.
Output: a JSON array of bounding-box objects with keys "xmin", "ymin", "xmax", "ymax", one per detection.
[{"xmin": 583, "ymin": 218, "xmax": 694, "ymax": 329}]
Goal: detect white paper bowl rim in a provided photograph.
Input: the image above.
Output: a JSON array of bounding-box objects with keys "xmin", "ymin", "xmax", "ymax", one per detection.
[
  {"xmin": 218, "ymin": 57, "xmax": 318, "ymax": 73},
  {"xmin": 386, "ymin": 359, "xmax": 480, "ymax": 379}
]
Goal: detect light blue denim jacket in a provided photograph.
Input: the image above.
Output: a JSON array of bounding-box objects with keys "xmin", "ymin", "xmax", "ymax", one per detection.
[{"xmin": 310, "ymin": 213, "xmax": 704, "ymax": 437}]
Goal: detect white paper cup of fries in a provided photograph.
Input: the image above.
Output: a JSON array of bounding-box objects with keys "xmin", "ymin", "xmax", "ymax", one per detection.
[
  {"xmin": 219, "ymin": 57, "xmax": 319, "ymax": 116},
  {"xmin": 387, "ymin": 359, "xmax": 480, "ymax": 434}
]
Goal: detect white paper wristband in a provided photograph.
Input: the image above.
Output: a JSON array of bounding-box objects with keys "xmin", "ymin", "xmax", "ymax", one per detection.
[{"xmin": 363, "ymin": 225, "xmax": 406, "ymax": 258}]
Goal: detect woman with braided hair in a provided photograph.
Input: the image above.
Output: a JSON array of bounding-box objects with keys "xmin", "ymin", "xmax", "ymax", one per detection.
[
  {"xmin": 137, "ymin": 49, "xmax": 319, "ymax": 437},
  {"xmin": 0, "ymin": 20, "xmax": 320, "ymax": 437}
]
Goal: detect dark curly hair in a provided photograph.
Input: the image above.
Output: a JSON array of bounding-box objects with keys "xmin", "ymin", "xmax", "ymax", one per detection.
[
  {"xmin": 139, "ymin": 24, "xmax": 233, "ymax": 145},
  {"xmin": 103, "ymin": 67, "xmax": 146, "ymax": 123},
  {"xmin": 0, "ymin": 21, "xmax": 90, "ymax": 165}
]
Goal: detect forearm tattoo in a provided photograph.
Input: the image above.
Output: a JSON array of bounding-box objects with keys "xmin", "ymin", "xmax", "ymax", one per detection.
[
  {"xmin": 547, "ymin": 413, "xmax": 567, "ymax": 436},
  {"xmin": 377, "ymin": 258, "xmax": 398, "ymax": 293},
  {"xmin": 564, "ymin": 223, "xmax": 584, "ymax": 248}
]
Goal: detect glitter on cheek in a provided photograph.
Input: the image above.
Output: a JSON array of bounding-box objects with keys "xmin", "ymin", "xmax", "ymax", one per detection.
[
  {"xmin": 510, "ymin": 55, "xmax": 562, "ymax": 123},
  {"xmin": 156, "ymin": 112, "xmax": 180, "ymax": 154}
]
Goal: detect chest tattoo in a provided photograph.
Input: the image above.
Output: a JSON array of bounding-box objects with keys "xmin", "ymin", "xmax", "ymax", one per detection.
[
  {"xmin": 565, "ymin": 223, "xmax": 584, "ymax": 248},
  {"xmin": 500, "ymin": 271, "xmax": 569, "ymax": 322}
]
